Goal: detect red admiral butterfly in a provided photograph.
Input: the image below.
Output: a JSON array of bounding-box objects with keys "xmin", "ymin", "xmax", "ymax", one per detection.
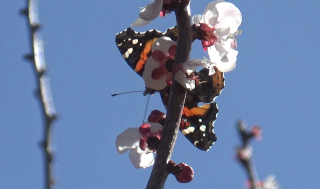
[{"xmin": 115, "ymin": 27, "xmax": 225, "ymax": 151}]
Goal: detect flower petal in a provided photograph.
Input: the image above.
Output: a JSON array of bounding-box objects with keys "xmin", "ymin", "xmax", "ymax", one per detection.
[
  {"xmin": 183, "ymin": 59, "xmax": 205, "ymax": 75},
  {"xmin": 207, "ymin": 44, "xmax": 221, "ymax": 62},
  {"xmin": 116, "ymin": 128, "xmax": 141, "ymax": 154},
  {"xmin": 131, "ymin": 0, "xmax": 163, "ymax": 27},
  {"xmin": 149, "ymin": 122, "xmax": 163, "ymax": 133},
  {"xmin": 132, "ymin": 17, "xmax": 151, "ymax": 27},
  {"xmin": 139, "ymin": 0, "xmax": 163, "ymax": 21},
  {"xmin": 152, "ymin": 50, "xmax": 166, "ymax": 63},
  {"xmin": 202, "ymin": 0, "xmax": 223, "ymax": 27},
  {"xmin": 129, "ymin": 148, "xmax": 155, "ymax": 169},
  {"xmin": 197, "ymin": 1, "xmax": 241, "ymax": 37},
  {"xmin": 192, "ymin": 14, "xmax": 202, "ymax": 25},
  {"xmin": 214, "ymin": 2, "xmax": 242, "ymax": 35},
  {"xmin": 202, "ymin": 57, "xmax": 217, "ymax": 75},
  {"xmin": 207, "ymin": 39, "xmax": 237, "ymax": 73},
  {"xmin": 143, "ymin": 57, "xmax": 168, "ymax": 90},
  {"xmin": 174, "ymin": 70, "xmax": 195, "ymax": 90},
  {"xmin": 263, "ymin": 175, "xmax": 279, "ymax": 189},
  {"xmin": 216, "ymin": 48, "xmax": 237, "ymax": 72},
  {"xmin": 214, "ymin": 40, "xmax": 229, "ymax": 57},
  {"xmin": 215, "ymin": 27, "xmax": 231, "ymax": 38},
  {"xmin": 152, "ymin": 36, "xmax": 177, "ymax": 54}
]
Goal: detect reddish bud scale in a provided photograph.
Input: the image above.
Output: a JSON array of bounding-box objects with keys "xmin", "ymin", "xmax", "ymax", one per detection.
[
  {"xmin": 246, "ymin": 180, "xmax": 264, "ymax": 188},
  {"xmin": 251, "ymin": 126, "xmax": 262, "ymax": 138},
  {"xmin": 148, "ymin": 110, "xmax": 165, "ymax": 123},
  {"xmin": 139, "ymin": 123, "xmax": 151, "ymax": 137},
  {"xmin": 139, "ymin": 138, "xmax": 147, "ymax": 151},
  {"xmin": 193, "ymin": 23, "xmax": 218, "ymax": 51},
  {"xmin": 172, "ymin": 163, "xmax": 194, "ymax": 183}
]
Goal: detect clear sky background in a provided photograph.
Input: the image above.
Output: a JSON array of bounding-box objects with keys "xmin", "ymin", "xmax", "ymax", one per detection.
[{"xmin": 1, "ymin": 0, "xmax": 320, "ymax": 188}]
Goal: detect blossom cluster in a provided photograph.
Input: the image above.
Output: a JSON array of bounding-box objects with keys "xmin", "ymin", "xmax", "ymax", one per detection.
[
  {"xmin": 116, "ymin": 110, "xmax": 165, "ymax": 168},
  {"xmin": 116, "ymin": 122, "xmax": 163, "ymax": 169},
  {"xmin": 133, "ymin": 0, "xmax": 242, "ymax": 91},
  {"xmin": 116, "ymin": 0, "xmax": 243, "ymax": 181}
]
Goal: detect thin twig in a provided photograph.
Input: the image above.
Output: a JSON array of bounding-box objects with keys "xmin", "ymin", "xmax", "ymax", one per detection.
[
  {"xmin": 146, "ymin": 2, "xmax": 192, "ymax": 189},
  {"xmin": 236, "ymin": 121, "xmax": 257, "ymax": 189},
  {"xmin": 20, "ymin": 0, "xmax": 57, "ymax": 189}
]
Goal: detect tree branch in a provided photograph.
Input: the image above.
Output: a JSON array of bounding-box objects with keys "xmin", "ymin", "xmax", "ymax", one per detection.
[
  {"xmin": 20, "ymin": 0, "xmax": 57, "ymax": 189},
  {"xmin": 146, "ymin": 2, "xmax": 192, "ymax": 189},
  {"xmin": 236, "ymin": 121, "xmax": 258, "ymax": 189}
]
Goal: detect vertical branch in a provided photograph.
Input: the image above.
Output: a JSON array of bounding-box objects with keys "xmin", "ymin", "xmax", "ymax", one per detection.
[
  {"xmin": 237, "ymin": 121, "xmax": 279, "ymax": 189},
  {"xmin": 20, "ymin": 0, "xmax": 57, "ymax": 189},
  {"xmin": 236, "ymin": 121, "xmax": 258, "ymax": 189},
  {"xmin": 146, "ymin": 2, "xmax": 192, "ymax": 189}
]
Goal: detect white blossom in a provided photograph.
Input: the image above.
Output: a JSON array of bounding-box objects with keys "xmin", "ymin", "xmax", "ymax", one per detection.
[
  {"xmin": 192, "ymin": 1, "xmax": 242, "ymax": 73},
  {"xmin": 132, "ymin": 0, "xmax": 163, "ymax": 27},
  {"xmin": 116, "ymin": 123, "xmax": 163, "ymax": 169}
]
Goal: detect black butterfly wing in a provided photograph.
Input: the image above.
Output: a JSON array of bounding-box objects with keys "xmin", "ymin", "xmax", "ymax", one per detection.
[
  {"xmin": 185, "ymin": 67, "xmax": 225, "ymax": 106},
  {"xmin": 115, "ymin": 27, "xmax": 178, "ymax": 76},
  {"xmin": 160, "ymin": 67, "xmax": 225, "ymax": 151},
  {"xmin": 181, "ymin": 103, "xmax": 218, "ymax": 151}
]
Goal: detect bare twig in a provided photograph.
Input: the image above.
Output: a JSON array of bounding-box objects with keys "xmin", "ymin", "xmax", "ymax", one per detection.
[
  {"xmin": 236, "ymin": 121, "xmax": 258, "ymax": 189},
  {"xmin": 20, "ymin": 0, "xmax": 57, "ymax": 189},
  {"xmin": 146, "ymin": 2, "xmax": 192, "ymax": 189}
]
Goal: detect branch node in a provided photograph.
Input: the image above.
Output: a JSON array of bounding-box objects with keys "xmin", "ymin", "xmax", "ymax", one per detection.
[
  {"xmin": 21, "ymin": 1, "xmax": 57, "ymax": 189},
  {"xmin": 34, "ymin": 88, "xmax": 41, "ymax": 98},
  {"xmin": 38, "ymin": 69, "xmax": 46, "ymax": 76},
  {"xmin": 19, "ymin": 8, "xmax": 28, "ymax": 16},
  {"xmin": 39, "ymin": 140, "xmax": 47, "ymax": 148},
  {"xmin": 31, "ymin": 23, "xmax": 41, "ymax": 32},
  {"xmin": 49, "ymin": 114, "xmax": 58, "ymax": 122},
  {"xmin": 24, "ymin": 53, "xmax": 34, "ymax": 61}
]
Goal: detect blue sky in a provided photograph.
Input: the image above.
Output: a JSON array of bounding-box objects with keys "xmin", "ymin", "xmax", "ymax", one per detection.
[{"xmin": 1, "ymin": 0, "xmax": 320, "ymax": 188}]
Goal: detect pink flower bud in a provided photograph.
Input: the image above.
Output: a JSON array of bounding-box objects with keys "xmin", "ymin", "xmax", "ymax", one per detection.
[
  {"xmin": 139, "ymin": 138, "xmax": 147, "ymax": 151},
  {"xmin": 173, "ymin": 163, "xmax": 194, "ymax": 183},
  {"xmin": 148, "ymin": 110, "xmax": 166, "ymax": 123},
  {"xmin": 194, "ymin": 23, "xmax": 218, "ymax": 51},
  {"xmin": 139, "ymin": 123, "xmax": 151, "ymax": 137},
  {"xmin": 251, "ymin": 126, "xmax": 262, "ymax": 140}
]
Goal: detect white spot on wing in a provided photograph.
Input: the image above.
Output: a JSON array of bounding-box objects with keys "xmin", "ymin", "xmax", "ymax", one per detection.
[
  {"xmin": 127, "ymin": 48, "xmax": 133, "ymax": 54},
  {"xmin": 199, "ymin": 125, "xmax": 206, "ymax": 132},
  {"xmin": 123, "ymin": 51, "xmax": 130, "ymax": 59},
  {"xmin": 182, "ymin": 126, "xmax": 195, "ymax": 135},
  {"xmin": 132, "ymin": 39, "xmax": 138, "ymax": 44}
]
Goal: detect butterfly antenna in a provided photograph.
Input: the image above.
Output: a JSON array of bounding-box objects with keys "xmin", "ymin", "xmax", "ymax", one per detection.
[
  {"xmin": 142, "ymin": 94, "xmax": 151, "ymax": 123},
  {"xmin": 111, "ymin": 90, "xmax": 145, "ymax": 97}
]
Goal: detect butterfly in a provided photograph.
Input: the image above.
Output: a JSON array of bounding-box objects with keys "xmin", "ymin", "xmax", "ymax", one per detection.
[{"xmin": 115, "ymin": 27, "xmax": 225, "ymax": 151}]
